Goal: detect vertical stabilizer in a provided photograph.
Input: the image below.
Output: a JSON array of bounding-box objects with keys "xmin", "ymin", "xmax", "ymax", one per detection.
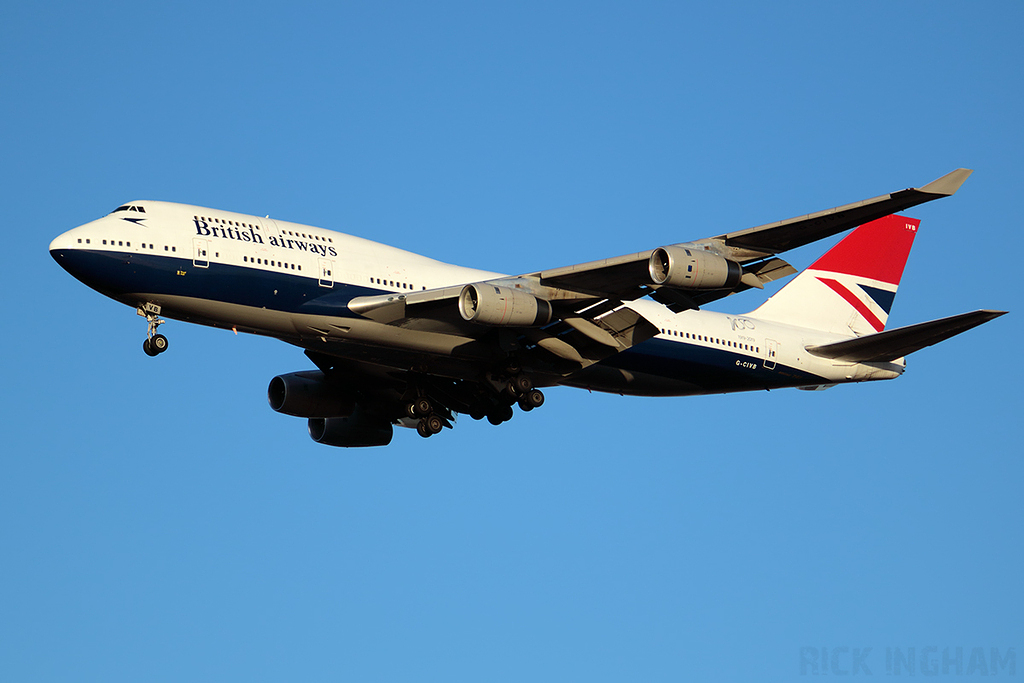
[{"xmin": 749, "ymin": 214, "xmax": 919, "ymax": 335}]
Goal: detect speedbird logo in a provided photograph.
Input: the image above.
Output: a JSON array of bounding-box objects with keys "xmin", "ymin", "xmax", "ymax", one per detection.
[{"xmin": 193, "ymin": 218, "xmax": 337, "ymax": 257}]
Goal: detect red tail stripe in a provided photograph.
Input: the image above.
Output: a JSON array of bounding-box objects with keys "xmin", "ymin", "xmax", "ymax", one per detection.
[
  {"xmin": 817, "ymin": 277, "xmax": 885, "ymax": 332},
  {"xmin": 809, "ymin": 215, "xmax": 920, "ymax": 285}
]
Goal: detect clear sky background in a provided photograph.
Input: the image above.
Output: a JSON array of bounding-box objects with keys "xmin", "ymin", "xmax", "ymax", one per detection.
[{"xmin": 2, "ymin": 2, "xmax": 1021, "ymax": 681}]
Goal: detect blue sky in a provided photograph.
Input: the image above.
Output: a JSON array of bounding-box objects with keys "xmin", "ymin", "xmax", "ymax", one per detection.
[{"xmin": 2, "ymin": 2, "xmax": 1021, "ymax": 681}]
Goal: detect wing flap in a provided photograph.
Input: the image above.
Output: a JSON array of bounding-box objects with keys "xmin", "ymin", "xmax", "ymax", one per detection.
[
  {"xmin": 805, "ymin": 309, "xmax": 1006, "ymax": 362},
  {"xmin": 528, "ymin": 305, "xmax": 659, "ymax": 368}
]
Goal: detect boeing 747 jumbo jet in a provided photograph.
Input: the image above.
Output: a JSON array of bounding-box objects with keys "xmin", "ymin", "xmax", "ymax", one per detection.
[{"xmin": 50, "ymin": 169, "xmax": 1005, "ymax": 446}]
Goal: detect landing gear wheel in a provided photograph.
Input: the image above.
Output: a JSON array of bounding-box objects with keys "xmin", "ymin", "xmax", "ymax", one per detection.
[
  {"xmin": 139, "ymin": 305, "xmax": 168, "ymax": 358},
  {"xmin": 417, "ymin": 420, "xmax": 433, "ymax": 438},
  {"xmin": 518, "ymin": 390, "xmax": 544, "ymax": 411},
  {"xmin": 512, "ymin": 375, "xmax": 533, "ymax": 394},
  {"xmin": 413, "ymin": 397, "xmax": 433, "ymax": 418},
  {"xmin": 505, "ymin": 374, "xmax": 533, "ymax": 398},
  {"xmin": 151, "ymin": 334, "xmax": 168, "ymax": 354},
  {"xmin": 487, "ymin": 404, "xmax": 515, "ymax": 425},
  {"xmin": 425, "ymin": 415, "xmax": 444, "ymax": 434},
  {"xmin": 523, "ymin": 389, "xmax": 544, "ymax": 409}
]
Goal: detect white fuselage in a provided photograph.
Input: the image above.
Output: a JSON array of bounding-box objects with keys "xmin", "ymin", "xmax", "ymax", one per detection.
[{"xmin": 50, "ymin": 201, "xmax": 904, "ymax": 397}]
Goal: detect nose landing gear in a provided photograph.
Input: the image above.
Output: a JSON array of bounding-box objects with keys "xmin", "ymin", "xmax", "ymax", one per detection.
[
  {"xmin": 143, "ymin": 334, "xmax": 169, "ymax": 356},
  {"xmin": 138, "ymin": 303, "xmax": 169, "ymax": 357}
]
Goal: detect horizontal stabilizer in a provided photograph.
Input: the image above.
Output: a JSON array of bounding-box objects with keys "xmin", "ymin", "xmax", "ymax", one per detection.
[{"xmin": 805, "ymin": 310, "xmax": 1007, "ymax": 362}]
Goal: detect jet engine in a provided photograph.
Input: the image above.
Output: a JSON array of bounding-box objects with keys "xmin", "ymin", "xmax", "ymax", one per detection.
[
  {"xmin": 649, "ymin": 246, "xmax": 743, "ymax": 289},
  {"xmin": 458, "ymin": 283, "xmax": 553, "ymax": 327},
  {"xmin": 268, "ymin": 371, "xmax": 356, "ymax": 418},
  {"xmin": 308, "ymin": 410, "xmax": 394, "ymax": 447}
]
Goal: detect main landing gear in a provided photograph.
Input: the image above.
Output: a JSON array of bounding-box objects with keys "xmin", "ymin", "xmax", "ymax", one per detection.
[
  {"xmin": 402, "ymin": 365, "xmax": 548, "ymax": 440},
  {"xmin": 464, "ymin": 373, "xmax": 546, "ymax": 426},
  {"xmin": 504, "ymin": 373, "xmax": 545, "ymax": 412},
  {"xmin": 406, "ymin": 397, "xmax": 446, "ymax": 439},
  {"xmin": 138, "ymin": 304, "xmax": 169, "ymax": 357}
]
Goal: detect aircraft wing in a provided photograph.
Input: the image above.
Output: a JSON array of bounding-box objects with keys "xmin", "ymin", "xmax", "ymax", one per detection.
[
  {"xmin": 530, "ymin": 168, "xmax": 972, "ymax": 302},
  {"xmin": 712, "ymin": 168, "xmax": 973, "ymax": 259},
  {"xmin": 348, "ymin": 283, "xmax": 661, "ymax": 372},
  {"xmin": 347, "ymin": 169, "xmax": 972, "ymax": 371}
]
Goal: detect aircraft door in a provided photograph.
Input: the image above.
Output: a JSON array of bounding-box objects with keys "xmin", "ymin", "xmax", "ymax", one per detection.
[
  {"xmin": 193, "ymin": 238, "xmax": 209, "ymax": 268},
  {"xmin": 763, "ymin": 339, "xmax": 779, "ymax": 369},
  {"xmin": 318, "ymin": 258, "xmax": 334, "ymax": 288}
]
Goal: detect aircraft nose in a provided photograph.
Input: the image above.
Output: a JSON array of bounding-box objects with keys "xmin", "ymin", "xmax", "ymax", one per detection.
[
  {"xmin": 50, "ymin": 233, "xmax": 68, "ymax": 254},
  {"xmin": 49, "ymin": 229, "xmax": 77, "ymax": 265}
]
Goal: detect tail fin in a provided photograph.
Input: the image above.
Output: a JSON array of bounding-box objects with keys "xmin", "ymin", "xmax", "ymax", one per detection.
[{"xmin": 749, "ymin": 214, "xmax": 920, "ymax": 335}]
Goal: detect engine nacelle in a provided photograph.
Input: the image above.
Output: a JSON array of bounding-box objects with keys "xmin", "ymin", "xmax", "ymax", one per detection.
[
  {"xmin": 308, "ymin": 411, "xmax": 394, "ymax": 448},
  {"xmin": 649, "ymin": 246, "xmax": 743, "ymax": 290},
  {"xmin": 458, "ymin": 283, "xmax": 553, "ymax": 327},
  {"xmin": 268, "ymin": 371, "xmax": 356, "ymax": 418}
]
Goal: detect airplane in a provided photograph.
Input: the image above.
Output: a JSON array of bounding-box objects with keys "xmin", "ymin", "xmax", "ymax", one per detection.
[{"xmin": 49, "ymin": 169, "xmax": 1006, "ymax": 447}]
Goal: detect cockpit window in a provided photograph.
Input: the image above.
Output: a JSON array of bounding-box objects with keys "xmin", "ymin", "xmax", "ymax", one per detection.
[
  {"xmin": 111, "ymin": 204, "xmax": 146, "ymax": 214},
  {"xmin": 113, "ymin": 205, "xmax": 131, "ymax": 213}
]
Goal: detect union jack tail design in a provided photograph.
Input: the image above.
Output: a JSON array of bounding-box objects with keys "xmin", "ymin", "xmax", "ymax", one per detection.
[{"xmin": 749, "ymin": 214, "xmax": 919, "ymax": 336}]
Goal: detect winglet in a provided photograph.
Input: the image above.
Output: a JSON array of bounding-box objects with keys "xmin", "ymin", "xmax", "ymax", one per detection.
[{"xmin": 919, "ymin": 168, "xmax": 973, "ymax": 196}]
